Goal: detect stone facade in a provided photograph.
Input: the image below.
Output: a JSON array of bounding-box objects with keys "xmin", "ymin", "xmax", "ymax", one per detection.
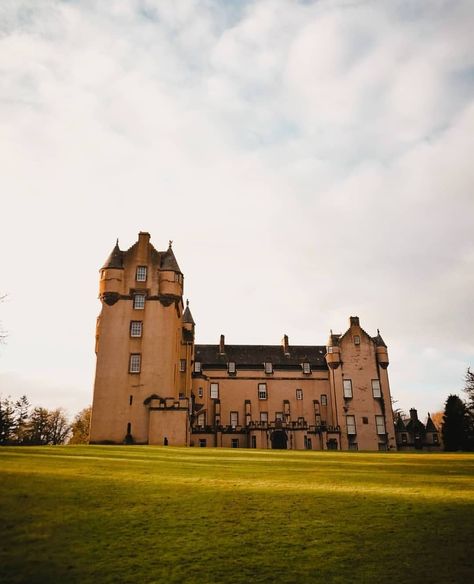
[{"xmin": 90, "ymin": 232, "xmax": 397, "ymax": 450}]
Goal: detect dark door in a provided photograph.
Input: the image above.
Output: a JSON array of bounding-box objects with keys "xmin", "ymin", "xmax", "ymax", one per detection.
[{"xmin": 271, "ymin": 430, "xmax": 287, "ymax": 449}]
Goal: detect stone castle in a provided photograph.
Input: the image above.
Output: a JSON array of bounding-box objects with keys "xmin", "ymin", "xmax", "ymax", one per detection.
[{"xmin": 90, "ymin": 231, "xmax": 425, "ymax": 451}]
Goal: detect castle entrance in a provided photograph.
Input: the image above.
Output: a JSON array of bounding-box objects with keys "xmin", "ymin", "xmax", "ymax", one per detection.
[{"xmin": 271, "ymin": 430, "xmax": 288, "ymax": 450}]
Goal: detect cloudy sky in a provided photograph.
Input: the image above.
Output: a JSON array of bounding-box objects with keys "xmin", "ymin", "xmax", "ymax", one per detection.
[{"xmin": 1, "ymin": 0, "xmax": 473, "ymax": 420}]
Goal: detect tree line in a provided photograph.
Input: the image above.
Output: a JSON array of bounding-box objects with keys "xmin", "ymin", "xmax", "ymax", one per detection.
[
  {"xmin": 0, "ymin": 395, "xmax": 91, "ymax": 446},
  {"xmin": 441, "ymin": 367, "xmax": 474, "ymax": 451}
]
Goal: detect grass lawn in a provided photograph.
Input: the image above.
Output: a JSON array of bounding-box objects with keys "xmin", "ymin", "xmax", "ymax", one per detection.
[{"xmin": 0, "ymin": 447, "xmax": 473, "ymax": 584}]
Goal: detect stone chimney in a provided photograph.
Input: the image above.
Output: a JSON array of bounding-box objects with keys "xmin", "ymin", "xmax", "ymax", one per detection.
[
  {"xmin": 219, "ymin": 334, "xmax": 225, "ymax": 355},
  {"xmin": 282, "ymin": 334, "xmax": 290, "ymax": 356},
  {"xmin": 349, "ymin": 316, "xmax": 360, "ymax": 327},
  {"xmin": 409, "ymin": 408, "xmax": 418, "ymax": 422}
]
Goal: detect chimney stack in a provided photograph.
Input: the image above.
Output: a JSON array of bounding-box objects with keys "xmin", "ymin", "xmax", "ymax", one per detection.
[
  {"xmin": 219, "ymin": 334, "xmax": 225, "ymax": 355},
  {"xmin": 349, "ymin": 316, "xmax": 360, "ymax": 327},
  {"xmin": 282, "ymin": 334, "xmax": 290, "ymax": 356},
  {"xmin": 409, "ymin": 408, "xmax": 418, "ymax": 422}
]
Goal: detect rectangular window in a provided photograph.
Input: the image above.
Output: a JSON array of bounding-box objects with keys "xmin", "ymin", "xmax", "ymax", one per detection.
[
  {"xmin": 251, "ymin": 436, "xmax": 257, "ymax": 448},
  {"xmin": 194, "ymin": 361, "xmax": 201, "ymax": 373},
  {"xmin": 298, "ymin": 416, "xmax": 305, "ymax": 425},
  {"xmin": 133, "ymin": 294, "xmax": 145, "ymax": 309},
  {"xmin": 199, "ymin": 439, "xmax": 207, "ymax": 447},
  {"xmin": 354, "ymin": 335, "xmax": 361, "ymax": 345},
  {"xmin": 231, "ymin": 438, "xmax": 239, "ymax": 448},
  {"xmin": 210, "ymin": 383, "xmax": 219, "ymax": 399},
  {"xmin": 296, "ymin": 388, "xmax": 303, "ymax": 400},
  {"xmin": 258, "ymin": 383, "xmax": 267, "ymax": 400},
  {"xmin": 302, "ymin": 362, "xmax": 311, "ymax": 374},
  {"xmin": 306, "ymin": 437, "xmax": 312, "ymax": 450},
  {"xmin": 346, "ymin": 415, "xmax": 356, "ymax": 435},
  {"xmin": 227, "ymin": 361, "xmax": 236, "ymax": 374},
  {"xmin": 375, "ymin": 415, "xmax": 386, "ymax": 435},
  {"xmin": 129, "ymin": 353, "xmax": 141, "ymax": 373},
  {"xmin": 129, "ymin": 395, "xmax": 133, "ymax": 406},
  {"xmin": 343, "ymin": 379, "xmax": 353, "ymax": 399},
  {"xmin": 378, "ymin": 443, "xmax": 388, "ymax": 451},
  {"xmin": 362, "ymin": 416, "xmax": 369, "ymax": 424},
  {"xmin": 136, "ymin": 266, "xmax": 147, "ymax": 282},
  {"xmin": 198, "ymin": 387, "xmax": 203, "ymax": 398},
  {"xmin": 230, "ymin": 411, "xmax": 238, "ymax": 428},
  {"xmin": 372, "ymin": 379, "xmax": 381, "ymax": 398},
  {"xmin": 264, "ymin": 362, "xmax": 273, "ymax": 374},
  {"xmin": 260, "ymin": 412, "xmax": 268, "ymax": 423},
  {"xmin": 179, "ymin": 359, "xmax": 186, "ymax": 373},
  {"xmin": 348, "ymin": 443, "xmax": 358, "ymax": 451},
  {"xmin": 275, "ymin": 412, "xmax": 283, "ymax": 421},
  {"xmin": 320, "ymin": 394, "xmax": 327, "ymax": 406},
  {"xmin": 130, "ymin": 321, "xmax": 143, "ymax": 337},
  {"xmin": 197, "ymin": 413, "xmax": 205, "ymax": 427},
  {"xmin": 327, "ymin": 346, "xmax": 334, "ymax": 353}
]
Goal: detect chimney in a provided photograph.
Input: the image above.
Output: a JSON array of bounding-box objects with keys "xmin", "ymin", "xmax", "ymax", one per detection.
[
  {"xmin": 349, "ymin": 316, "xmax": 360, "ymax": 327},
  {"xmin": 409, "ymin": 408, "xmax": 418, "ymax": 422},
  {"xmin": 219, "ymin": 334, "xmax": 225, "ymax": 355},
  {"xmin": 282, "ymin": 334, "xmax": 289, "ymax": 356},
  {"xmin": 137, "ymin": 231, "xmax": 150, "ymax": 259}
]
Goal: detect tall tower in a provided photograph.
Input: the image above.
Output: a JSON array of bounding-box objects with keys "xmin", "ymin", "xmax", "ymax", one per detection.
[{"xmin": 90, "ymin": 232, "xmax": 190, "ymax": 445}]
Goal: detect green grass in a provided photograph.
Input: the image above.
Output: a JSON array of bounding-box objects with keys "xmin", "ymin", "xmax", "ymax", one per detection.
[{"xmin": 0, "ymin": 447, "xmax": 473, "ymax": 584}]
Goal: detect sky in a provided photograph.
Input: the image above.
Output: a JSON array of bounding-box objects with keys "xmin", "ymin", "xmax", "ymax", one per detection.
[{"xmin": 1, "ymin": 0, "xmax": 473, "ymax": 420}]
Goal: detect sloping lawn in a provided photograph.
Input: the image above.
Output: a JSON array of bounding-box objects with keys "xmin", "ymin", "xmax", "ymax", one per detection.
[{"xmin": 0, "ymin": 446, "xmax": 473, "ymax": 583}]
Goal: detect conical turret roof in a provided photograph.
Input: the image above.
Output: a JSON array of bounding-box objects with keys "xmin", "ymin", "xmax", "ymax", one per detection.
[
  {"xmin": 102, "ymin": 240, "xmax": 124, "ymax": 269},
  {"xmin": 373, "ymin": 329, "xmax": 387, "ymax": 347},
  {"xmin": 183, "ymin": 300, "xmax": 195, "ymax": 325},
  {"xmin": 160, "ymin": 243, "xmax": 181, "ymax": 272},
  {"xmin": 425, "ymin": 414, "xmax": 438, "ymax": 432}
]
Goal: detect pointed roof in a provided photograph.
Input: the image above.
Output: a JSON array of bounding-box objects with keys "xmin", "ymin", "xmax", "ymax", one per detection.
[
  {"xmin": 160, "ymin": 242, "xmax": 181, "ymax": 272},
  {"xmin": 102, "ymin": 240, "xmax": 124, "ymax": 269},
  {"xmin": 373, "ymin": 329, "xmax": 387, "ymax": 347},
  {"xmin": 425, "ymin": 414, "xmax": 438, "ymax": 433},
  {"xmin": 183, "ymin": 300, "xmax": 195, "ymax": 325}
]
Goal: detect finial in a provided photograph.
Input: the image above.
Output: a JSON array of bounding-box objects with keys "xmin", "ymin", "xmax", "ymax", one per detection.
[
  {"xmin": 330, "ymin": 329, "xmax": 333, "ymax": 335},
  {"xmin": 186, "ymin": 299, "xmax": 189, "ymax": 307},
  {"xmin": 169, "ymin": 240, "xmax": 173, "ymax": 249},
  {"xmin": 377, "ymin": 328, "xmax": 380, "ymax": 335},
  {"xmin": 116, "ymin": 238, "xmax": 119, "ymax": 246}
]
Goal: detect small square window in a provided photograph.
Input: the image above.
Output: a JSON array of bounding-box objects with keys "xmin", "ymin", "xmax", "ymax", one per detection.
[
  {"xmin": 210, "ymin": 383, "xmax": 219, "ymax": 399},
  {"xmin": 130, "ymin": 321, "xmax": 143, "ymax": 337},
  {"xmin": 258, "ymin": 383, "xmax": 267, "ymax": 400},
  {"xmin": 194, "ymin": 361, "xmax": 201, "ymax": 373},
  {"xmin": 372, "ymin": 379, "xmax": 381, "ymax": 398},
  {"xmin": 129, "ymin": 354, "xmax": 141, "ymax": 373},
  {"xmin": 320, "ymin": 394, "xmax": 327, "ymax": 406},
  {"xmin": 275, "ymin": 412, "xmax": 283, "ymax": 421},
  {"xmin": 197, "ymin": 387, "xmax": 203, "ymax": 398},
  {"xmin": 362, "ymin": 416, "xmax": 369, "ymax": 424},
  {"xmin": 136, "ymin": 266, "xmax": 147, "ymax": 282},
  {"xmin": 354, "ymin": 335, "xmax": 360, "ymax": 345},
  {"xmin": 133, "ymin": 294, "xmax": 146, "ymax": 309},
  {"xmin": 327, "ymin": 346, "xmax": 334, "ymax": 353},
  {"xmin": 296, "ymin": 388, "xmax": 303, "ymax": 400},
  {"xmin": 228, "ymin": 361, "xmax": 236, "ymax": 374},
  {"xmin": 343, "ymin": 379, "xmax": 353, "ymax": 399},
  {"xmin": 260, "ymin": 411, "xmax": 268, "ymax": 423},
  {"xmin": 231, "ymin": 438, "xmax": 239, "ymax": 448},
  {"xmin": 179, "ymin": 359, "xmax": 186, "ymax": 373},
  {"xmin": 298, "ymin": 416, "xmax": 305, "ymax": 425},
  {"xmin": 346, "ymin": 415, "xmax": 356, "ymax": 435},
  {"xmin": 264, "ymin": 362, "xmax": 273, "ymax": 374},
  {"xmin": 302, "ymin": 362, "xmax": 311, "ymax": 374},
  {"xmin": 230, "ymin": 412, "xmax": 238, "ymax": 428}
]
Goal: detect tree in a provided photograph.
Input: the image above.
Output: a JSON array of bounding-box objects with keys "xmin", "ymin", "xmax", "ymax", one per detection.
[
  {"xmin": 442, "ymin": 394, "xmax": 471, "ymax": 451},
  {"xmin": 13, "ymin": 395, "xmax": 30, "ymax": 444},
  {"xmin": 0, "ymin": 396, "xmax": 15, "ymax": 444},
  {"xmin": 24, "ymin": 407, "xmax": 70, "ymax": 445},
  {"xmin": 48, "ymin": 408, "xmax": 71, "ymax": 445},
  {"xmin": 69, "ymin": 406, "xmax": 91, "ymax": 444},
  {"xmin": 463, "ymin": 367, "xmax": 474, "ymax": 411}
]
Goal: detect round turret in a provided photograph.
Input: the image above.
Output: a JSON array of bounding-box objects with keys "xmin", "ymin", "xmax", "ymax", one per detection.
[
  {"xmin": 99, "ymin": 240, "xmax": 124, "ymax": 302},
  {"xmin": 158, "ymin": 243, "xmax": 183, "ymax": 297},
  {"xmin": 325, "ymin": 333, "xmax": 341, "ymax": 369}
]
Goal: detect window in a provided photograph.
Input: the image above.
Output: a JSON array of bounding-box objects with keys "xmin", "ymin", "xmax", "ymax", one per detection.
[
  {"xmin": 197, "ymin": 413, "xmax": 205, "ymax": 427},
  {"xmin": 174, "ymin": 272, "xmax": 183, "ymax": 283},
  {"xmin": 230, "ymin": 411, "xmax": 238, "ymax": 428},
  {"xmin": 327, "ymin": 346, "xmax": 334, "ymax": 353},
  {"xmin": 133, "ymin": 294, "xmax": 145, "ymax": 309},
  {"xmin": 304, "ymin": 437, "xmax": 312, "ymax": 450},
  {"xmin": 348, "ymin": 443, "xmax": 358, "ymax": 451},
  {"xmin": 198, "ymin": 387, "xmax": 203, "ymax": 398},
  {"xmin": 179, "ymin": 359, "xmax": 186, "ymax": 373},
  {"xmin": 251, "ymin": 436, "xmax": 257, "ymax": 448},
  {"xmin": 258, "ymin": 383, "xmax": 267, "ymax": 400},
  {"xmin": 210, "ymin": 383, "xmax": 219, "ymax": 399},
  {"xmin": 298, "ymin": 416, "xmax": 305, "ymax": 425},
  {"xmin": 264, "ymin": 362, "xmax": 273, "ymax": 374},
  {"xmin": 346, "ymin": 415, "xmax": 356, "ymax": 435},
  {"xmin": 343, "ymin": 379, "xmax": 353, "ymax": 399},
  {"xmin": 127, "ymin": 422, "xmax": 131, "ymax": 434},
  {"xmin": 362, "ymin": 416, "xmax": 369, "ymax": 424},
  {"xmin": 130, "ymin": 321, "xmax": 143, "ymax": 337},
  {"xmin": 302, "ymin": 362, "xmax": 311, "ymax": 374},
  {"xmin": 275, "ymin": 412, "xmax": 283, "ymax": 421},
  {"xmin": 320, "ymin": 394, "xmax": 327, "ymax": 406},
  {"xmin": 296, "ymin": 388, "xmax": 303, "ymax": 400},
  {"xmin": 372, "ymin": 379, "xmax": 381, "ymax": 398},
  {"xmin": 433, "ymin": 433, "xmax": 439, "ymax": 445},
  {"xmin": 231, "ymin": 439, "xmax": 239, "ymax": 448},
  {"xmin": 129, "ymin": 354, "xmax": 141, "ymax": 373},
  {"xmin": 260, "ymin": 412, "xmax": 268, "ymax": 423},
  {"xmin": 378, "ymin": 443, "xmax": 387, "ymax": 451},
  {"xmin": 199, "ymin": 439, "xmax": 207, "ymax": 447},
  {"xmin": 354, "ymin": 335, "xmax": 360, "ymax": 345},
  {"xmin": 194, "ymin": 361, "xmax": 201, "ymax": 373},
  {"xmin": 136, "ymin": 266, "xmax": 147, "ymax": 282},
  {"xmin": 227, "ymin": 361, "xmax": 236, "ymax": 374},
  {"xmin": 375, "ymin": 415, "xmax": 386, "ymax": 435},
  {"xmin": 129, "ymin": 395, "xmax": 133, "ymax": 406}
]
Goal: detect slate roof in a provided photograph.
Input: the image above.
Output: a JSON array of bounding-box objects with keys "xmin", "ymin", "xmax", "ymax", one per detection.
[
  {"xmin": 160, "ymin": 246, "xmax": 181, "ymax": 272},
  {"xmin": 425, "ymin": 415, "xmax": 438, "ymax": 432},
  {"xmin": 102, "ymin": 240, "xmax": 124, "ymax": 269},
  {"xmin": 182, "ymin": 301, "xmax": 195, "ymax": 325},
  {"xmin": 194, "ymin": 344, "xmax": 328, "ymax": 369}
]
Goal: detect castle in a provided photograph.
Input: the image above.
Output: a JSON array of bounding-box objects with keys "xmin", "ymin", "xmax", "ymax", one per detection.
[{"xmin": 90, "ymin": 232, "xmax": 398, "ymax": 451}]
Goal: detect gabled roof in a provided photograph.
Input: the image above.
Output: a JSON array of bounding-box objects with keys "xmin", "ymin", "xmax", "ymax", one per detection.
[
  {"xmin": 425, "ymin": 415, "xmax": 438, "ymax": 433},
  {"xmin": 160, "ymin": 245, "xmax": 181, "ymax": 272},
  {"xmin": 194, "ymin": 344, "xmax": 328, "ymax": 369},
  {"xmin": 102, "ymin": 240, "xmax": 124, "ymax": 269}
]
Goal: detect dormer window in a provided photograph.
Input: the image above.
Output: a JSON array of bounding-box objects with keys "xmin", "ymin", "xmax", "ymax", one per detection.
[
  {"xmin": 194, "ymin": 362, "xmax": 201, "ymax": 373},
  {"xmin": 264, "ymin": 362, "xmax": 273, "ymax": 374},
  {"xmin": 136, "ymin": 266, "xmax": 147, "ymax": 282},
  {"xmin": 302, "ymin": 362, "xmax": 311, "ymax": 374},
  {"xmin": 228, "ymin": 361, "xmax": 236, "ymax": 374}
]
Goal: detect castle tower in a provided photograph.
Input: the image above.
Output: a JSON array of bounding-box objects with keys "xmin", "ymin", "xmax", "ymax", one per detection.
[{"xmin": 90, "ymin": 232, "xmax": 190, "ymax": 445}]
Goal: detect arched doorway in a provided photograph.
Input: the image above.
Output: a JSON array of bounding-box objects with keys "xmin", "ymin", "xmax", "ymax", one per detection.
[{"xmin": 271, "ymin": 430, "xmax": 288, "ymax": 450}]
